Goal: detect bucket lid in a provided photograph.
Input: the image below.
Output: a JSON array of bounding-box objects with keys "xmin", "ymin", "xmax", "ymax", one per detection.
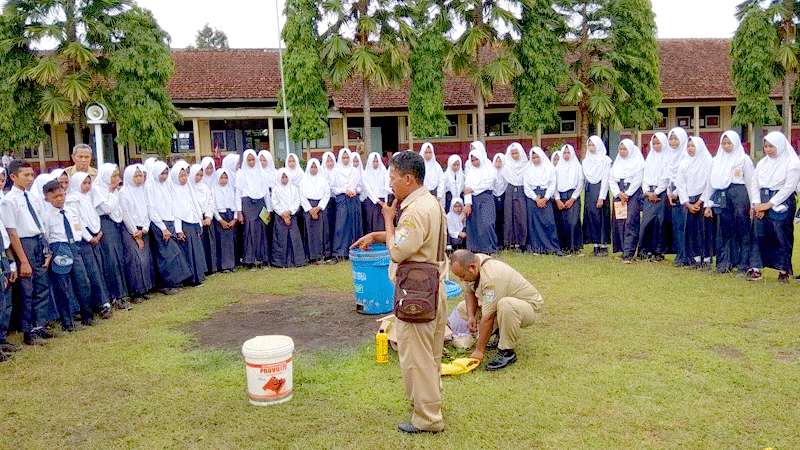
[
  {"xmin": 349, "ymin": 243, "xmax": 390, "ymax": 259},
  {"xmin": 241, "ymin": 335, "xmax": 295, "ymax": 358}
]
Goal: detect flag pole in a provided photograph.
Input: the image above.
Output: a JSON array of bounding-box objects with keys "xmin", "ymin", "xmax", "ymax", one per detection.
[{"xmin": 275, "ymin": 0, "xmax": 291, "ymax": 161}]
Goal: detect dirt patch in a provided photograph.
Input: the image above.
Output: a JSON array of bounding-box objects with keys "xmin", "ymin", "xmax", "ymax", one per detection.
[
  {"xmin": 710, "ymin": 345, "xmax": 746, "ymax": 361},
  {"xmin": 773, "ymin": 348, "xmax": 800, "ymax": 363},
  {"xmin": 185, "ymin": 292, "xmax": 381, "ymax": 353}
]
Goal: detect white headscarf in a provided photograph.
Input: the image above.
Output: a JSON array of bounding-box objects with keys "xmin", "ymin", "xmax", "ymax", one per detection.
[
  {"xmin": 200, "ymin": 157, "xmax": 216, "ymax": 188},
  {"xmin": 525, "ymin": 147, "xmax": 554, "ymax": 187},
  {"xmin": 612, "ymin": 139, "xmax": 645, "ymax": 180},
  {"xmin": 710, "ymin": 130, "xmax": 750, "ymax": 190},
  {"xmin": 30, "ymin": 172, "xmax": 53, "ymax": 206},
  {"xmin": 67, "ymin": 171, "xmax": 101, "ymax": 233},
  {"xmin": 169, "ymin": 161, "xmax": 202, "ymax": 224},
  {"xmin": 119, "ymin": 164, "xmax": 149, "ymax": 228},
  {"xmin": 221, "ymin": 153, "xmax": 240, "ymax": 187},
  {"xmin": 642, "ymin": 132, "xmax": 669, "ymax": 187},
  {"xmin": 667, "ymin": 127, "xmax": 689, "ymax": 181},
  {"xmin": 757, "ymin": 131, "xmax": 800, "ymax": 190},
  {"xmin": 238, "ymin": 149, "xmax": 269, "ymax": 200},
  {"xmin": 272, "ymin": 168, "xmax": 301, "ymax": 215},
  {"xmin": 333, "ymin": 148, "xmax": 360, "ymax": 192},
  {"xmin": 257, "ymin": 150, "xmax": 277, "ymax": 189},
  {"xmin": 300, "ymin": 159, "xmax": 330, "ymax": 201},
  {"xmin": 464, "ymin": 141, "xmax": 493, "ymax": 194},
  {"xmin": 446, "ymin": 198, "xmax": 465, "ymax": 239},
  {"xmin": 419, "ymin": 142, "xmax": 444, "ymax": 192},
  {"xmin": 492, "ymin": 153, "xmax": 508, "ymax": 196},
  {"xmin": 189, "ymin": 164, "xmax": 213, "ymax": 218},
  {"xmin": 555, "ymin": 144, "xmax": 582, "ymax": 192},
  {"xmin": 681, "ymin": 136, "xmax": 713, "ymax": 197},
  {"xmin": 284, "ymin": 153, "xmax": 304, "ymax": 187},
  {"xmin": 583, "ymin": 136, "xmax": 611, "ymax": 184},
  {"xmin": 362, "ymin": 152, "xmax": 389, "ymax": 202},
  {"xmin": 550, "ymin": 150, "xmax": 562, "ymax": 166},
  {"xmin": 444, "ymin": 154, "xmax": 465, "ymax": 199},
  {"xmin": 146, "ymin": 160, "xmax": 174, "ymax": 222},
  {"xmin": 211, "ymin": 168, "xmax": 236, "ymax": 212},
  {"xmin": 502, "ymin": 142, "xmax": 529, "ymax": 186},
  {"xmin": 93, "ymin": 163, "xmax": 123, "ymax": 222},
  {"xmin": 321, "ymin": 151, "xmax": 337, "ymax": 186},
  {"xmin": 143, "ymin": 157, "xmax": 158, "ymax": 186}
]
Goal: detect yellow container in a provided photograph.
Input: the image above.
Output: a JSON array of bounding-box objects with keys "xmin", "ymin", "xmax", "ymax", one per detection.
[{"xmin": 375, "ymin": 331, "xmax": 389, "ymax": 364}]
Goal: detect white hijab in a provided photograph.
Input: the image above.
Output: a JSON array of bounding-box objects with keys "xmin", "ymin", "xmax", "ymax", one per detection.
[
  {"xmin": 362, "ymin": 152, "xmax": 390, "ymax": 201},
  {"xmin": 169, "ymin": 161, "xmax": 202, "ymax": 224},
  {"xmin": 67, "ymin": 171, "xmax": 101, "ymax": 233},
  {"xmin": 555, "ymin": 144, "xmax": 582, "ymax": 192},
  {"xmin": 612, "ymin": 139, "xmax": 645, "ymax": 180},
  {"xmin": 502, "ymin": 142, "xmax": 529, "ymax": 186},
  {"xmin": 464, "ymin": 141, "xmax": 493, "ymax": 193},
  {"xmin": 526, "ymin": 147, "xmax": 554, "ymax": 187},
  {"xmin": 272, "ymin": 168, "xmax": 301, "ymax": 214},
  {"xmin": 258, "ymin": 150, "xmax": 277, "ymax": 189},
  {"xmin": 492, "ymin": 153, "xmax": 508, "ymax": 196},
  {"xmin": 444, "ymin": 155, "xmax": 465, "ymax": 198},
  {"xmin": 200, "ymin": 157, "xmax": 216, "ymax": 188},
  {"xmin": 446, "ymin": 198, "xmax": 465, "ymax": 239},
  {"xmin": 93, "ymin": 163, "xmax": 122, "ymax": 222},
  {"xmin": 643, "ymin": 132, "xmax": 669, "ymax": 186},
  {"xmin": 333, "ymin": 148, "xmax": 359, "ymax": 192},
  {"xmin": 146, "ymin": 160, "xmax": 174, "ymax": 222},
  {"xmin": 419, "ymin": 142, "xmax": 444, "ymax": 192},
  {"xmin": 143, "ymin": 157, "xmax": 158, "ymax": 186},
  {"xmin": 238, "ymin": 149, "xmax": 269, "ymax": 199},
  {"xmin": 119, "ymin": 164, "xmax": 149, "ymax": 228},
  {"xmin": 583, "ymin": 136, "xmax": 611, "ymax": 184},
  {"xmin": 300, "ymin": 159, "xmax": 330, "ymax": 201},
  {"xmin": 681, "ymin": 136, "xmax": 713, "ymax": 197},
  {"xmin": 284, "ymin": 153, "xmax": 304, "ymax": 187},
  {"xmin": 211, "ymin": 168, "xmax": 237, "ymax": 212},
  {"xmin": 667, "ymin": 127, "xmax": 689, "ymax": 181},
  {"xmin": 710, "ymin": 130, "xmax": 750, "ymax": 190},
  {"xmin": 221, "ymin": 153, "xmax": 240, "ymax": 186},
  {"xmin": 189, "ymin": 164, "xmax": 213, "ymax": 217},
  {"xmin": 321, "ymin": 151, "xmax": 337, "ymax": 186},
  {"xmin": 757, "ymin": 131, "xmax": 800, "ymax": 190}
]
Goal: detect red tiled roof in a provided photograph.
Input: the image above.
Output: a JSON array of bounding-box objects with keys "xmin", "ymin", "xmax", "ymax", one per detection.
[{"xmin": 168, "ymin": 39, "xmax": 753, "ymax": 108}]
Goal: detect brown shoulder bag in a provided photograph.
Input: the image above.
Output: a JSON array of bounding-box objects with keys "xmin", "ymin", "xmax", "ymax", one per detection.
[{"xmin": 393, "ymin": 207, "xmax": 446, "ymax": 323}]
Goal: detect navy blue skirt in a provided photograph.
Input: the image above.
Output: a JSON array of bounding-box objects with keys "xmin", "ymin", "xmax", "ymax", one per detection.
[
  {"xmin": 494, "ymin": 193, "xmax": 505, "ymax": 248},
  {"xmin": 555, "ymin": 189, "xmax": 583, "ymax": 253},
  {"xmin": 149, "ymin": 221, "xmax": 191, "ymax": 288},
  {"xmin": 214, "ymin": 210, "xmax": 237, "ymax": 271},
  {"xmin": 202, "ymin": 222, "xmax": 218, "ymax": 274},
  {"xmin": 326, "ymin": 197, "xmax": 337, "ymax": 249},
  {"xmin": 99, "ymin": 216, "xmax": 128, "ymax": 299},
  {"xmin": 466, "ymin": 191, "xmax": 498, "ymax": 254},
  {"xmin": 304, "ymin": 199, "xmax": 330, "ymax": 261},
  {"xmin": 179, "ymin": 222, "xmax": 207, "ymax": 285},
  {"xmin": 750, "ymin": 190, "xmax": 796, "ymax": 273},
  {"xmin": 241, "ymin": 197, "xmax": 270, "ymax": 265},
  {"xmin": 638, "ymin": 191, "xmax": 667, "ymax": 255},
  {"xmin": 272, "ymin": 214, "xmax": 307, "ymax": 268},
  {"xmin": 503, "ymin": 185, "xmax": 527, "ymax": 248},
  {"xmin": 78, "ymin": 240, "xmax": 110, "ymax": 309},
  {"xmin": 582, "ymin": 181, "xmax": 610, "ymax": 245},
  {"xmin": 333, "ymin": 194, "xmax": 362, "ymax": 258},
  {"xmin": 121, "ymin": 229, "xmax": 155, "ymax": 296},
  {"xmin": 612, "ymin": 189, "xmax": 643, "ymax": 260},
  {"xmin": 525, "ymin": 197, "xmax": 561, "ymax": 255},
  {"xmin": 683, "ymin": 195, "xmax": 715, "ymax": 263},
  {"xmin": 362, "ymin": 199, "xmax": 385, "ymax": 234},
  {"xmin": 666, "ymin": 198, "xmax": 689, "ymax": 265},
  {"xmin": 711, "ymin": 184, "xmax": 752, "ymax": 273}
]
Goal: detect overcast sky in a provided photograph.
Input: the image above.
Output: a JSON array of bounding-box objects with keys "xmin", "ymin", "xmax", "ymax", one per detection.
[{"xmin": 5, "ymin": 0, "xmax": 741, "ymax": 49}]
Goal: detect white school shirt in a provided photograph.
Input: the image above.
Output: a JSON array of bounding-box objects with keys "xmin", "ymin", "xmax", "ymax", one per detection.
[
  {"xmin": 0, "ymin": 186, "xmax": 44, "ymax": 238},
  {"xmin": 41, "ymin": 203, "xmax": 82, "ymax": 244},
  {"xmin": 0, "ymin": 216, "xmax": 9, "ymax": 250}
]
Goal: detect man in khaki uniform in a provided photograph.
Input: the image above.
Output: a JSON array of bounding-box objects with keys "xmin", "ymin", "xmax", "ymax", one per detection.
[
  {"xmin": 450, "ymin": 249, "xmax": 543, "ymax": 370},
  {"xmin": 352, "ymin": 151, "xmax": 447, "ymax": 434},
  {"xmin": 64, "ymin": 144, "xmax": 98, "ymax": 178}
]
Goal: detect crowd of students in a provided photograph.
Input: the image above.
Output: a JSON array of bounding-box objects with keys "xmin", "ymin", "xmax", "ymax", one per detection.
[{"xmin": 0, "ymin": 127, "xmax": 798, "ymax": 362}]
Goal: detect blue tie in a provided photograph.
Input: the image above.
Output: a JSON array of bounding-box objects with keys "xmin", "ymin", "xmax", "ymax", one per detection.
[
  {"xmin": 23, "ymin": 192, "xmax": 42, "ymax": 232},
  {"xmin": 60, "ymin": 210, "xmax": 74, "ymax": 244}
]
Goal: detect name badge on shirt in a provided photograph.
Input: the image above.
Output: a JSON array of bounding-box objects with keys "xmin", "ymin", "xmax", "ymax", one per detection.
[
  {"xmin": 482, "ymin": 289, "xmax": 496, "ymax": 307},
  {"xmin": 733, "ymin": 167, "xmax": 742, "ymax": 178}
]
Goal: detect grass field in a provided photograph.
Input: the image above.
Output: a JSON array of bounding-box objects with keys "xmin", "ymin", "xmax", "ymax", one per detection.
[{"xmin": 1, "ymin": 238, "xmax": 800, "ymax": 449}]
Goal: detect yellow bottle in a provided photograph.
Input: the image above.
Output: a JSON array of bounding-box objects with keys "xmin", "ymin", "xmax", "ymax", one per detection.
[{"xmin": 375, "ymin": 330, "xmax": 389, "ymax": 364}]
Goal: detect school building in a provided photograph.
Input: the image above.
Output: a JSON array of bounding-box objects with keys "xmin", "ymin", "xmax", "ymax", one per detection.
[{"xmin": 20, "ymin": 38, "xmax": 792, "ymax": 170}]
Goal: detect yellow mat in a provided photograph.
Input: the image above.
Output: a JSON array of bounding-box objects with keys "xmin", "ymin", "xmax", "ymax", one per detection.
[{"xmin": 441, "ymin": 358, "xmax": 481, "ymax": 376}]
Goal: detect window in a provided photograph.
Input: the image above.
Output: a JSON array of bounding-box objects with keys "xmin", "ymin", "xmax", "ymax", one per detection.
[
  {"xmin": 486, "ymin": 113, "xmax": 513, "ymax": 137},
  {"xmin": 209, "ymin": 119, "xmax": 269, "ymax": 153},
  {"xmin": 444, "ymin": 115, "xmax": 458, "ymax": 137},
  {"xmin": 171, "ymin": 121, "xmax": 195, "ymax": 153},
  {"xmin": 700, "ymin": 106, "xmax": 721, "ymax": 129},
  {"xmin": 23, "ymin": 125, "xmax": 54, "ymax": 159},
  {"xmin": 655, "ymin": 108, "xmax": 668, "ymax": 130},
  {"xmin": 544, "ymin": 111, "xmax": 577, "ymax": 135}
]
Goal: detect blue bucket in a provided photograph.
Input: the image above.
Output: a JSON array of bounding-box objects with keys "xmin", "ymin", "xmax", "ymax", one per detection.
[
  {"xmin": 349, "ymin": 244, "xmax": 394, "ymax": 315},
  {"xmin": 445, "ymin": 280, "xmax": 462, "ymax": 299}
]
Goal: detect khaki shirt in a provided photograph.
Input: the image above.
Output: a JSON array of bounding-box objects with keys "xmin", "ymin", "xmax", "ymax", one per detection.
[
  {"xmin": 466, "ymin": 254, "xmax": 544, "ymax": 316},
  {"xmin": 388, "ymin": 186, "xmax": 447, "ymax": 282},
  {"xmin": 64, "ymin": 165, "xmax": 98, "ymax": 178}
]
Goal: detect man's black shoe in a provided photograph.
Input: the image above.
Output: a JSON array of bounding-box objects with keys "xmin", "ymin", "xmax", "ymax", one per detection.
[
  {"xmin": 0, "ymin": 351, "xmax": 10, "ymax": 363},
  {"xmin": 0, "ymin": 341, "xmax": 19, "ymax": 353},
  {"xmin": 398, "ymin": 423, "xmax": 440, "ymax": 434},
  {"xmin": 33, "ymin": 328, "xmax": 54, "ymax": 339},
  {"xmin": 23, "ymin": 334, "xmax": 45, "ymax": 346},
  {"xmin": 486, "ymin": 349, "xmax": 517, "ymax": 371}
]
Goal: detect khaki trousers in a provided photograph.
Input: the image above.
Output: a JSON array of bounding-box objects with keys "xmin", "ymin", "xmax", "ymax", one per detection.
[
  {"xmin": 457, "ymin": 297, "xmax": 537, "ymax": 350},
  {"xmin": 396, "ymin": 287, "xmax": 447, "ymax": 432}
]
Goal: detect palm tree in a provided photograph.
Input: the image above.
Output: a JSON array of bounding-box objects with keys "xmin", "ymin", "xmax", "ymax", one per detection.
[
  {"xmin": 448, "ymin": 0, "xmax": 521, "ymax": 142},
  {"xmin": 3, "ymin": 0, "xmax": 132, "ymax": 145},
  {"xmin": 321, "ymin": 0, "xmax": 408, "ymax": 154}
]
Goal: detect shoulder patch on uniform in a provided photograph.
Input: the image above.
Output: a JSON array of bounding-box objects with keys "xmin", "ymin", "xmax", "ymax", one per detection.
[
  {"xmin": 393, "ymin": 227, "xmax": 410, "ymax": 246},
  {"xmin": 399, "ymin": 219, "xmax": 416, "ymax": 230},
  {"xmin": 482, "ymin": 289, "xmax": 496, "ymax": 306}
]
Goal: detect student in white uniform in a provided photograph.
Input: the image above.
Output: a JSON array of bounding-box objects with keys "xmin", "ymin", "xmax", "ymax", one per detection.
[
  {"xmin": 582, "ymin": 136, "xmax": 612, "ymax": 256},
  {"xmin": 0, "ymin": 214, "xmax": 16, "ymax": 361},
  {"xmin": 420, "ymin": 142, "xmax": 445, "ymax": 202},
  {"xmin": 610, "ymin": 139, "xmax": 645, "ymax": 263},
  {"xmin": 190, "ymin": 164, "xmax": 217, "ymax": 274},
  {"xmin": 676, "ymin": 136, "xmax": 714, "ymax": 269},
  {"xmin": 553, "ymin": 144, "xmax": 584, "ymax": 254},
  {"xmin": 118, "ymin": 164, "xmax": 155, "ymax": 303},
  {"xmin": 300, "ymin": 159, "xmax": 331, "ymax": 264},
  {"xmin": 271, "ymin": 168, "xmax": 307, "ymax": 268},
  {"xmin": 170, "ymin": 161, "xmax": 207, "ymax": 285},
  {"xmin": 211, "ymin": 168, "xmax": 237, "ymax": 272},
  {"xmin": 93, "ymin": 163, "xmax": 130, "ymax": 310},
  {"xmin": 361, "ymin": 152, "xmax": 390, "ymax": 234}
]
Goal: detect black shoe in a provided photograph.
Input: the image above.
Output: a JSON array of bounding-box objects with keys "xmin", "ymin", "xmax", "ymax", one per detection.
[
  {"xmin": 130, "ymin": 296, "xmax": 144, "ymax": 304},
  {"xmin": 0, "ymin": 341, "xmax": 20, "ymax": 353},
  {"xmin": 62, "ymin": 324, "xmax": 76, "ymax": 333},
  {"xmin": 0, "ymin": 351, "xmax": 10, "ymax": 363},
  {"xmin": 778, "ymin": 272, "xmax": 791, "ymax": 283},
  {"xmin": 119, "ymin": 299, "xmax": 133, "ymax": 311},
  {"xmin": 592, "ymin": 247, "xmax": 599, "ymax": 257},
  {"xmin": 23, "ymin": 334, "xmax": 45, "ymax": 346},
  {"xmin": 33, "ymin": 328, "xmax": 54, "ymax": 339},
  {"xmin": 486, "ymin": 349, "xmax": 517, "ymax": 371},
  {"xmin": 81, "ymin": 318, "xmax": 94, "ymax": 327},
  {"xmin": 159, "ymin": 288, "xmax": 180, "ymax": 296},
  {"xmin": 397, "ymin": 422, "xmax": 440, "ymax": 434},
  {"xmin": 100, "ymin": 304, "xmax": 112, "ymax": 320}
]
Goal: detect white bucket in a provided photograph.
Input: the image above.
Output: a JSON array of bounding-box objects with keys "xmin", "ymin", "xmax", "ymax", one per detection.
[{"xmin": 241, "ymin": 335, "xmax": 294, "ymax": 406}]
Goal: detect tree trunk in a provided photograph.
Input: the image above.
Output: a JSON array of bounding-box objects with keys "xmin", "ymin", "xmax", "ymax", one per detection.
[
  {"xmin": 72, "ymin": 106, "xmax": 83, "ymax": 145},
  {"xmin": 476, "ymin": 84, "xmax": 485, "ymax": 144},
  {"xmin": 783, "ymin": 75, "xmax": 792, "ymax": 137},
  {"xmin": 578, "ymin": 102, "xmax": 590, "ymax": 159},
  {"xmin": 362, "ymin": 78, "xmax": 372, "ymax": 156}
]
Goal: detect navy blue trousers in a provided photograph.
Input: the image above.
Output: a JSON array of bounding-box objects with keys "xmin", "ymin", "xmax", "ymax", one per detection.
[{"xmin": 14, "ymin": 237, "xmax": 52, "ymax": 334}]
